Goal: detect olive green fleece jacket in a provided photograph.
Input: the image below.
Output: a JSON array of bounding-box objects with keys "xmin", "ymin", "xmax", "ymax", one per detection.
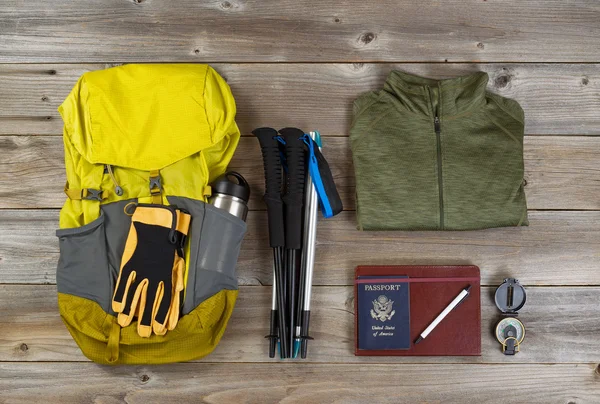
[{"xmin": 350, "ymin": 70, "xmax": 528, "ymax": 231}]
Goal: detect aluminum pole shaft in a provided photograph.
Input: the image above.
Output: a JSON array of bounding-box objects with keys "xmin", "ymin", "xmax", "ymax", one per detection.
[{"xmin": 302, "ymin": 131, "xmax": 320, "ymax": 311}]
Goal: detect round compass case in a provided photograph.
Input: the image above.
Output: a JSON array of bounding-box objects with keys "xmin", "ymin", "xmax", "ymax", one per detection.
[{"xmin": 494, "ymin": 278, "xmax": 527, "ymax": 355}]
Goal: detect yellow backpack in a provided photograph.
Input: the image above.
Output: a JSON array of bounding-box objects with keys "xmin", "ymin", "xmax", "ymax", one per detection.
[{"xmin": 56, "ymin": 64, "xmax": 244, "ymax": 364}]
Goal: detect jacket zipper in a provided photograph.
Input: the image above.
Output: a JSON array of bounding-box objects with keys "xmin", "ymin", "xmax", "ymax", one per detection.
[{"xmin": 429, "ymin": 87, "xmax": 444, "ymax": 229}]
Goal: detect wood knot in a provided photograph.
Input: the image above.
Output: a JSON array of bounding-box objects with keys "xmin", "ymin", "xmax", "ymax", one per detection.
[
  {"xmin": 221, "ymin": 1, "xmax": 232, "ymax": 9},
  {"xmin": 345, "ymin": 296, "xmax": 355, "ymax": 313},
  {"xmin": 20, "ymin": 343, "xmax": 28, "ymax": 352},
  {"xmin": 358, "ymin": 32, "xmax": 376, "ymax": 45},
  {"xmin": 48, "ymin": 69, "xmax": 57, "ymax": 75},
  {"xmin": 581, "ymin": 77, "xmax": 589, "ymax": 86},
  {"xmin": 477, "ymin": 42, "xmax": 485, "ymax": 49},
  {"xmin": 41, "ymin": 96, "xmax": 49, "ymax": 102},
  {"xmin": 334, "ymin": 17, "xmax": 340, "ymax": 23},
  {"xmin": 133, "ymin": 0, "xmax": 144, "ymax": 3},
  {"xmin": 352, "ymin": 63, "xmax": 364, "ymax": 70},
  {"xmin": 494, "ymin": 74, "xmax": 511, "ymax": 89},
  {"xmin": 140, "ymin": 374, "xmax": 150, "ymax": 382},
  {"xmin": 194, "ymin": 49, "xmax": 200, "ymax": 55}
]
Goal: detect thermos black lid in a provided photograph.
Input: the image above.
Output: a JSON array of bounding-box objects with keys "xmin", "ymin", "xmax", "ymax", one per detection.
[{"xmin": 211, "ymin": 171, "xmax": 250, "ymax": 202}]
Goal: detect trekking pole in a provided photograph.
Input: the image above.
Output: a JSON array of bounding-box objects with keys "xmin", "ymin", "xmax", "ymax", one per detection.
[
  {"xmin": 266, "ymin": 271, "xmax": 278, "ymax": 358},
  {"xmin": 278, "ymin": 127, "xmax": 306, "ymax": 357},
  {"xmin": 252, "ymin": 127, "xmax": 290, "ymax": 358},
  {"xmin": 299, "ymin": 131, "xmax": 320, "ymax": 358}
]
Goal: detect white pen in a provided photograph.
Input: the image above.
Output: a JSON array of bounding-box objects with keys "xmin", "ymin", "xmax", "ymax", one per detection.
[{"xmin": 414, "ymin": 285, "xmax": 472, "ymax": 344}]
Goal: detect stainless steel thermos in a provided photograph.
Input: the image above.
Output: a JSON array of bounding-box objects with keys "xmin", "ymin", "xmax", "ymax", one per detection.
[{"xmin": 208, "ymin": 171, "xmax": 250, "ymax": 221}]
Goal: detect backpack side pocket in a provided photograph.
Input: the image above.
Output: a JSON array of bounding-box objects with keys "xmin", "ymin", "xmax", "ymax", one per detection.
[{"xmin": 56, "ymin": 214, "xmax": 112, "ymax": 313}]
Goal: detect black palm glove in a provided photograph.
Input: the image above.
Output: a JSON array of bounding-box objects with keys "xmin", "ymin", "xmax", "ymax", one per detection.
[{"xmin": 112, "ymin": 204, "xmax": 190, "ymax": 337}]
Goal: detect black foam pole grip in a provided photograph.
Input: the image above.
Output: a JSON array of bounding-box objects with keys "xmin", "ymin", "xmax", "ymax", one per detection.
[
  {"xmin": 279, "ymin": 127, "xmax": 306, "ymax": 250},
  {"xmin": 252, "ymin": 127, "xmax": 285, "ymax": 248}
]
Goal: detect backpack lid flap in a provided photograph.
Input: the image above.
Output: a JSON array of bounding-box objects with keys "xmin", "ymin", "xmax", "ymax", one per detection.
[{"xmin": 59, "ymin": 64, "xmax": 238, "ymax": 171}]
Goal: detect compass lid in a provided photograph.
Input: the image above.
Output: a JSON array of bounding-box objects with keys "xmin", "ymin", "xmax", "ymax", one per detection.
[{"xmin": 495, "ymin": 278, "xmax": 526, "ymax": 314}]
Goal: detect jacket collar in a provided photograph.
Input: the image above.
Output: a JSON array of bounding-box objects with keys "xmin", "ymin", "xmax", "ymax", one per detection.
[{"xmin": 383, "ymin": 70, "xmax": 488, "ymax": 117}]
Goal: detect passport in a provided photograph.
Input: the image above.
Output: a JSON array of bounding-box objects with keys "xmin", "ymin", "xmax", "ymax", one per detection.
[{"xmin": 356, "ymin": 276, "xmax": 410, "ymax": 350}]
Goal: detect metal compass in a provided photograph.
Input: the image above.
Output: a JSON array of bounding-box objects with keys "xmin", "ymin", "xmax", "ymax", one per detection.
[{"xmin": 494, "ymin": 278, "xmax": 527, "ymax": 355}]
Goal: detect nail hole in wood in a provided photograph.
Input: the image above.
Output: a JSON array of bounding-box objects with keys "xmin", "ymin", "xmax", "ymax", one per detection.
[
  {"xmin": 46, "ymin": 116, "xmax": 52, "ymax": 120},
  {"xmin": 444, "ymin": 59, "xmax": 448, "ymax": 62},
  {"xmin": 41, "ymin": 96, "xmax": 49, "ymax": 102},
  {"xmin": 522, "ymin": 179, "xmax": 528, "ymax": 187},
  {"xmin": 194, "ymin": 49, "xmax": 200, "ymax": 55},
  {"xmin": 221, "ymin": 1, "xmax": 231, "ymax": 9},
  {"xmin": 595, "ymin": 363, "xmax": 600, "ymax": 375},
  {"xmin": 581, "ymin": 77, "xmax": 589, "ymax": 85},
  {"xmin": 20, "ymin": 343, "xmax": 28, "ymax": 352},
  {"xmin": 334, "ymin": 17, "xmax": 340, "ymax": 23},
  {"xmin": 133, "ymin": 0, "xmax": 144, "ymax": 4},
  {"xmin": 140, "ymin": 374, "xmax": 150, "ymax": 382},
  {"xmin": 48, "ymin": 70, "xmax": 57, "ymax": 75},
  {"xmin": 477, "ymin": 42, "xmax": 485, "ymax": 49}
]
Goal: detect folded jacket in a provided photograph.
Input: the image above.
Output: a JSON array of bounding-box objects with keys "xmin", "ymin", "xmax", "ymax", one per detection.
[{"xmin": 350, "ymin": 70, "xmax": 528, "ymax": 231}]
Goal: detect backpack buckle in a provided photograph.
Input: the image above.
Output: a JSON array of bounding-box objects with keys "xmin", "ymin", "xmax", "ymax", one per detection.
[
  {"xmin": 149, "ymin": 170, "xmax": 163, "ymax": 204},
  {"xmin": 82, "ymin": 189, "xmax": 104, "ymax": 201},
  {"xmin": 149, "ymin": 176, "xmax": 162, "ymax": 195}
]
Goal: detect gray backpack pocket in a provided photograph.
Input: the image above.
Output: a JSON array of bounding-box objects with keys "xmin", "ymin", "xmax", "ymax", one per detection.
[
  {"xmin": 167, "ymin": 197, "xmax": 247, "ymax": 314},
  {"xmin": 56, "ymin": 214, "xmax": 113, "ymax": 313}
]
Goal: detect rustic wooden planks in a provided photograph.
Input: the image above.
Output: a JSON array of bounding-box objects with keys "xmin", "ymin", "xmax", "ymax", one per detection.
[
  {"xmin": 1, "ymin": 135, "xmax": 599, "ymax": 210},
  {"xmin": 0, "ymin": 1, "xmax": 599, "ymax": 401},
  {"xmin": 2, "ymin": 285, "xmax": 599, "ymax": 364},
  {"xmin": 1, "ymin": 0, "xmax": 600, "ymax": 63},
  {"xmin": 0, "ymin": 361, "xmax": 598, "ymax": 403},
  {"xmin": 1, "ymin": 63, "xmax": 599, "ymax": 136},
  {"xmin": 2, "ymin": 210, "xmax": 599, "ymax": 286}
]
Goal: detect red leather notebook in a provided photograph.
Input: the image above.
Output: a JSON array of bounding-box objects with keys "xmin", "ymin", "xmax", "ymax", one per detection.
[{"xmin": 355, "ymin": 265, "xmax": 481, "ymax": 356}]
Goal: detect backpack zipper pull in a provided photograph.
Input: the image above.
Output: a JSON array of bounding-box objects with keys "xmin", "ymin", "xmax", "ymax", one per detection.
[
  {"xmin": 105, "ymin": 164, "xmax": 124, "ymax": 196},
  {"xmin": 434, "ymin": 116, "xmax": 441, "ymax": 134}
]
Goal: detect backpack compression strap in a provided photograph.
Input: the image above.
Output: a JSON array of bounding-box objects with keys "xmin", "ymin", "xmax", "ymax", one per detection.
[
  {"xmin": 64, "ymin": 182, "xmax": 106, "ymax": 201},
  {"xmin": 149, "ymin": 170, "xmax": 163, "ymax": 204}
]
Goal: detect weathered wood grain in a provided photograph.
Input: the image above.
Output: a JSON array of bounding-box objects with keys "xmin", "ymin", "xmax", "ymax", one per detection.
[
  {"xmin": 1, "ymin": 0, "xmax": 599, "ymax": 63},
  {"xmin": 0, "ymin": 361, "xmax": 598, "ymax": 404},
  {"xmin": 1, "ymin": 210, "xmax": 599, "ymax": 286},
  {"xmin": 1, "ymin": 63, "xmax": 599, "ymax": 136},
  {"xmin": 1, "ymin": 135, "xmax": 598, "ymax": 211},
  {"xmin": 2, "ymin": 285, "xmax": 599, "ymax": 364}
]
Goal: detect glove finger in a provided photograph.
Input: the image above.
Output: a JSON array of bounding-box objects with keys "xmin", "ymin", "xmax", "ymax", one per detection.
[
  {"xmin": 119, "ymin": 273, "xmax": 140, "ymax": 318},
  {"xmin": 137, "ymin": 280, "xmax": 156, "ymax": 338},
  {"xmin": 153, "ymin": 280, "xmax": 171, "ymax": 334},
  {"xmin": 113, "ymin": 221, "xmax": 139, "ymax": 311},
  {"xmin": 112, "ymin": 269, "xmax": 136, "ymax": 313},
  {"xmin": 117, "ymin": 279, "xmax": 143, "ymax": 327},
  {"xmin": 167, "ymin": 257, "xmax": 185, "ymax": 330},
  {"xmin": 167, "ymin": 290, "xmax": 182, "ymax": 331}
]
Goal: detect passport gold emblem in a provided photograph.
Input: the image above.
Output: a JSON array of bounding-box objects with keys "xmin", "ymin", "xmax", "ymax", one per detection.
[{"xmin": 370, "ymin": 295, "xmax": 395, "ymax": 322}]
